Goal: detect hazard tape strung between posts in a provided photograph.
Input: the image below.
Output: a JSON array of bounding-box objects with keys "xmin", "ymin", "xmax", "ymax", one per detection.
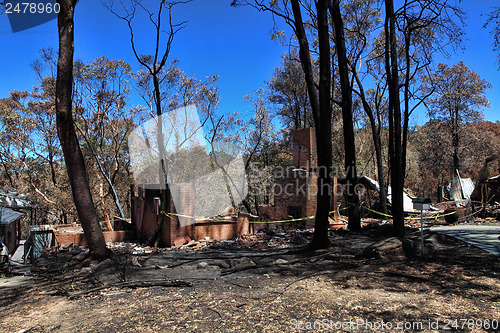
[
  {"xmin": 361, "ymin": 206, "xmax": 457, "ymax": 220},
  {"xmin": 160, "ymin": 204, "xmax": 458, "ymax": 224},
  {"xmin": 73, "ymin": 200, "xmax": 489, "ymax": 227},
  {"xmin": 161, "ymin": 206, "xmax": 351, "ymax": 224},
  {"xmin": 162, "ymin": 211, "xmax": 314, "ymax": 224}
]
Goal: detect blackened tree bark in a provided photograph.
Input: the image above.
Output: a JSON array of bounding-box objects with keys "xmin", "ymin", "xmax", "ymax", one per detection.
[
  {"xmin": 289, "ymin": 0, "xmax": 330, "ymax": 249},
  {"xmin": 289, "ymin": 0, "xmax": 320, "ymax": 122},
  {"xmin": 330, "ymin": 0, "xmax": 361, "ymax": 231},
  {"xmin": 453, "ymin": 110, "xmax": 460, "ymax": 173},
  {"xmin": 56, "ymin": 0, "xmax": 108, "ymax": 258},
  {"xmin": 310, "ymin": 0, "xmax": 332, "ymax": 248},
  {"xmin": 384, "ymin": 0, "xmax": 465, "ymax": 236},
  {"xmin": 384, "ymin": 0, "xmax": 405, "ymax": 237},
  {"xmin": 371, "ymin": 117, "xmax": 388, "ymax": 216},
  {"xmin": 341, "ymin": 0, "xmax": 388, "ymax": 216},
  {"xmin": 288, "ymin": 0, "xmax": 332, "ymax": 248}
]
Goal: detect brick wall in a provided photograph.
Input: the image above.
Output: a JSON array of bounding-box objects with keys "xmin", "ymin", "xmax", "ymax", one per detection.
[
  {"xmin": 160, "ymin": 183, "xmax": 195, "ymax": 247},
  {"xmin": 133, "ymin": 184, "xmax": 251, "ymax": 246},
  {"xmin": 292, "ymin": 127, "xmax": 317, "ymax": 170},
  {"xmin": 194, "ymin": 215, "xmax": 250, "ymax": 241}
]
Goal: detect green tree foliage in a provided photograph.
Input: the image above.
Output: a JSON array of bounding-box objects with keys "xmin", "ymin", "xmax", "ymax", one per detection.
[
  {"xmin": 73, "ymin": 56, "xmax": 138, "ymax": 220},
  {"xmin": 422, "ymin": 62, "xmax": 492, "ymax": 174},
  {"xmin": 268, "ymin": 50, "xmax": 313, "ymax": 134},
  {"xmin": 0, "ymin": 49, "xmax": 72, "ymax": 226}
]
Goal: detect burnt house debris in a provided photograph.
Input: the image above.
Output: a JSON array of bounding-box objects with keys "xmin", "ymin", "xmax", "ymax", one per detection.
[
  {"xmin": 438, "ymin": 153, "xmax": 500, "ymax": 220},
  {"xmin": 131, "ymin": 184, "xmax": 251, "ymax": 247},
  {"xmin": 0, "ymin": 188, "xmax": 36, "ymax": 254},
  {"xmin": 130, "ymin": 128, "xmax": 321, "ymax": 245},
  {"xmin": 447, "ymin": 170, "xmax": 475, "ymax": 205},
  {"xmin": 483, "ymin": 175, "xmax": 500, "ymax": 203},
  {"xmin": 470, "ymin": 174, "xmax": 500, "ymax": 218},
  {"xmin": 258, "ymin": 127, "xmax": 318, "ymax": 226},
  {"xmin": 471, "ymin": 154, "xmax": 500, "ymax": 206}
]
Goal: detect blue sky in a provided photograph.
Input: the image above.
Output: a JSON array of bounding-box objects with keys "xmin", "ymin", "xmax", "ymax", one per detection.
[
  {"xmin": 0, "ymin": 0, "xmax": 499, "ymax": 125},
  {"xmin": 0, "ymin": 1, "xmax": 288, "ymax": 120},
  {"xmin": 420, "ymin": 0, "xmax": 500, "ymax": 125}
]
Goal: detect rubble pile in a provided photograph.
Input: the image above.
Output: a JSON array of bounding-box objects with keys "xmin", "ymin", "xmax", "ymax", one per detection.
[
  {"xmin": 211, "ymin": 229, "xmax": 312, "ymax": 251},
  {"xmin": 482, "ymin": 203, "xmax": 500, "ymax": 220}
]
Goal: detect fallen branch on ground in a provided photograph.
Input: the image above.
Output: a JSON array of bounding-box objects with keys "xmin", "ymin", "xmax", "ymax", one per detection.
[
  {"xmin": 220, "ymin": 252, "xmax": 334, "ymax": 276},
  {"xmin": 68, "ymin": 279, "xmax": 192, "ymax": 299}
]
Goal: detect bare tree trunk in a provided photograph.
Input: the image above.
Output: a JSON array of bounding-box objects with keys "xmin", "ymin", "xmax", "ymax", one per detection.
[
  {"xmin": 351, "ymin": 61, "xmax": 388, "ymax": 216},
  {"xmin": 106, "ymin": 0, "xmax": 189, "ymax": 248},
  {"xmin": 290, "ymin": 0, "xmax": 320, "ymax": 123},
  {"xmin": 290, "ymin": 0, "xmax": 331, "ymax": 249},
  {"xmin": 331, "ymin": 0, "xmax": 361, "ymax": 231},
  {"xmin": 452, "ymin": 109, "xmax": 460, "ymax": 173},
  {"xmin": 363, "ymin": 100, "xmax": 388, "ymax": 215},
  {"xmin": 76, "ymin": 127, "xmax": 127, "ymax": 219},
  {"xmin": 453, "ymin": 142, "xmax": 459, "ymax": 173},
  {"xmin": 373, "ymin": 131, "xmax": 388, "ymax": 215},
  {"xmin": 384, "ymin": 0, "xmax": 405, "ymax": 237},
  {"xmin": 48, "ymin": 150, "xmax": 57, "ymax": 185},
  {"xmin": 56, "ymin": 0, "xmax": 108, "ymax": 258},
  {"xmin": 0, "ymin": 156, "xmax": 14, "ymax": 187},
  {"xmin": 151, "ymin": 72, "xmax": 168, "ymax": 249},
  {"xmin": 310, "ymin": 0, "xmax": 332, "ymax": 249}
]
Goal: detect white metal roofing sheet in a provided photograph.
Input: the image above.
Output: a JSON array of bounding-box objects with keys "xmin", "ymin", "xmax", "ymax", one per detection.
[{"xmin": 0, "ymin": 207, "xmax": 24, "ymax": 225}]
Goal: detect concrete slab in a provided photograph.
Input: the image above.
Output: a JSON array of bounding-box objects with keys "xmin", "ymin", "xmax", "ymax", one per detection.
[{"xmin": 430, "ymin": 225, "xmax": 500, "ymax": 257}]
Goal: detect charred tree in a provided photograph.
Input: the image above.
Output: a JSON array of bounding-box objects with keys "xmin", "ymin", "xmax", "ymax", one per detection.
[
  {"xmin": 309, "ymin": 0, "xmax": 333, "ymax": 248},
  {"xmin": 330, "ymin": 0, "xmax": 361, "ymax": 231},
  {"xmin": 384, "ymin": 0, "xmax": 405, "ymax": 237},
  {"xmin": 56, "ymin": 0, "xmax": 108, "ymax": 258}
]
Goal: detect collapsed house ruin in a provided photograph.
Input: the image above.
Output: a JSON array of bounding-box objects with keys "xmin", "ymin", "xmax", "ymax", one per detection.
[
  {"xmin": 259, "ymin": 127, "xmax": 318, "ymax": 225},
  {"xmin": 130, "ymin": 184, "xmax": 251, "ymax": 247},
  {"xmin": 130, "ymin": 127, "xmax": 321, "ymax": 245}
]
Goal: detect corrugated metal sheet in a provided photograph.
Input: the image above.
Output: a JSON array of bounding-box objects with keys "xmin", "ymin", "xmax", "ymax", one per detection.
[
  {"xmin": 0, "ymin": 207, "xmax": 24, "ymax": 225},
  {"xmin": 448, "ymin": 171, "xmax": 475, "ymax": 201},
  {"xmin": 0, "ymin": 188, "xmax": 34, "ymax": 208},
  {"xmin": 460, "ymin": 178, "xmax": 474, "ymax": 200}
]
